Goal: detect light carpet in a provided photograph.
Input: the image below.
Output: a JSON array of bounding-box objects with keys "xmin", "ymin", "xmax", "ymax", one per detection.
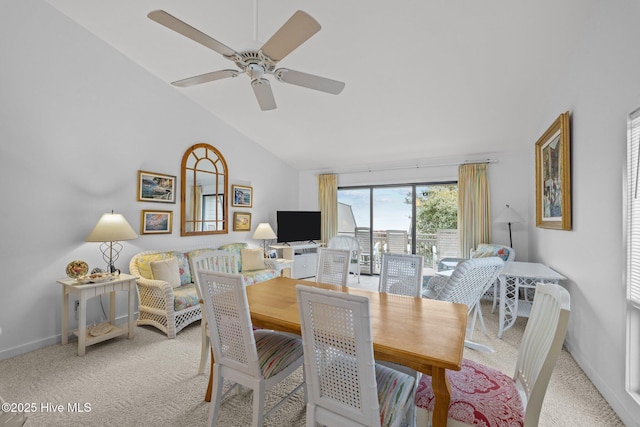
[{"xmin": 0, "ymin": 300, "xmax": 624, "ymax": 426}]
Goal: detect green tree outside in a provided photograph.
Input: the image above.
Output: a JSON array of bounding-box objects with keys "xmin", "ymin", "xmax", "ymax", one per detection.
[
  {"xmin": 408, "ymin": 184, "xmax": 458, "ymax": 265},
  {"xmin": 415, "ymin": 184, "xmax": 458, "ymax": 234}
]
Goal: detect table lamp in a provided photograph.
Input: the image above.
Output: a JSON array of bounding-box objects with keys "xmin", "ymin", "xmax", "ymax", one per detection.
[
  {"xmin": 494, "ymin": 204, "xmax": 524, "ymax": 248},
  {"xmin": 86, "ymin": 211, "xmax": 139, "ymax": 272},
  {"xmin": 252, "ymin": 222, "xmax": 277, "ymax": 257}
]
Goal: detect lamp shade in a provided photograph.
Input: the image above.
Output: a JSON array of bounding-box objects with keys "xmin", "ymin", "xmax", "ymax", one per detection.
[
  {"xmin": 494, "ymin": 204, "xmax": 524, "ymax": 224},
  {"xmin": 86, "ymin": 213, "xmax": 139, "ymax": 242},
  {"xmin": 252, "ymin": 223, "xmax": 277, "ymax": 240}
]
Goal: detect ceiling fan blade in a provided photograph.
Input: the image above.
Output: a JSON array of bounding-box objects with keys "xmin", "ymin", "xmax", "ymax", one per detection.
[
  {"xmin": 260, "ymin": 10, "xmax": 321, "ymax": 62},
  {"xmin": 251, "ymin": 79, "xmax": 277, "ymax": 111},
  {"xmin": 171, "ymin": 70, "xmax": 240, "ymax": 87},
  {"xmin": 274, "ymin": 69, "xmax": 345, "ymax": 94},
  {"xmin": 148, "ymin": 10, "xmax": 237, "ymax": 58}
]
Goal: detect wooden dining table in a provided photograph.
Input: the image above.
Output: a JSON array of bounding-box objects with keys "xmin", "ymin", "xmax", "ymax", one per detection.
[{"xmin": 205, "ymin": 276, "xmax": 468, "ymax": 427}]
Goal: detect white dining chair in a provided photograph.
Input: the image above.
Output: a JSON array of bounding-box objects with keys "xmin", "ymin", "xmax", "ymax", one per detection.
[
  {"xmin": 195, "ymin": 270, "xmax": 305, "ymax": 427},
  {"xmin": 188, "ymin": 250, "xmax": 232, "ymax": 378},
  {"xmin": 315, "ymin": 248, "xmax": 351, "ymax": 286},
  {"xmin": 415, "ymin": 282, "xmax": 570, "ymax": 427},
  {"xmin": 296, "ymin": 284, "xmax": 416, "ymax": 427},
  {"xmin": 378, "ymin": 252, "xmax": 424, "ymax": 297},
  {"xmin": 327, "ymin": 235, "xmax": 362, "ymax": 283}
]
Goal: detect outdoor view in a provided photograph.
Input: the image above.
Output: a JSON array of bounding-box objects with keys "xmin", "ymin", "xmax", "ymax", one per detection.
[{"xmin": 337, "ymin": 183, "xmax": 457, "ymax": 274}]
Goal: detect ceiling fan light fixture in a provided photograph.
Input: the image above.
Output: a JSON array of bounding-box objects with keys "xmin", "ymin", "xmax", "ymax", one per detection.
[
  {"xmin": 247, "ymin": 63, "xmax": 265, "ymax": 80},
  {"xmin": 251, "ymin": 77, "xmax": 269, "ymax": 87}
]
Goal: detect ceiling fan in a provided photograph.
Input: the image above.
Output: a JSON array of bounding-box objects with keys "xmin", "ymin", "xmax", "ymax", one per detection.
[{"xmin": 148, "ymin": 9, "xmax": 345, "ymax": 111}]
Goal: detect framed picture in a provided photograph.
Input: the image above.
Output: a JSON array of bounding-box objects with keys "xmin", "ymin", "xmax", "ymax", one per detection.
[
  {"xmin": 233, "ymin": 211, "xmax": 252, "ymax": 231},
  {"xmin": 141, "ymin": 210, "xmax": 173, "ymax": 234},
  {"xmin": 535, "ymin": 111, "xmax": 572, "ymax": 230},
  {"xmin": 268, "ymin": 249, "xmax": 278, "ymax": 259},
  {"xmin": 232, "ymin": 184, "xmax": 253, "ymax": 207},
  {"xmin": 137, "ymin": 170, "xmax": 176, "ymax": 203}
]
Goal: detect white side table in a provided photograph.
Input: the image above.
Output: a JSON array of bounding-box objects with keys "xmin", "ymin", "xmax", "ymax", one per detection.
[
  {"xmin": 266, "ymin": 258, "xmax": 295, "ymax": 277},
  {"xmin": 497, "ymin": 262, "xmax": 565, "ymax": 338},
  {"xmin": 58, "ymin": 273, "xmax": 138, "ymax": 356}
]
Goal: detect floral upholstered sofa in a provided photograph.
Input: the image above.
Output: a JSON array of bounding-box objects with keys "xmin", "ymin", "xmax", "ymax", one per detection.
[{"xmin": 128, "ymin": 243, "xmax": 278, "ymax": 338}]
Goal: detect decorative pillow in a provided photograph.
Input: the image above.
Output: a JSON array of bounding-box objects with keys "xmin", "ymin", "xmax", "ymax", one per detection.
[
  {"xmin": 136, "ymin": 253, "xmax": 171, "ymax": 280},
  {"xmin": 241, "ymin": 248, "xmax": 266, "ymax": 271},
  {"xmin": 150, "ymin": 257, "xmax": 182, "ymax": 288},
  {"xmin": 168, "ymin": 251, "xmax": 192, "ymax": 285},
  {"xmin": 473, "ymin": 244, "xmax": 511, "ymax": 261}
]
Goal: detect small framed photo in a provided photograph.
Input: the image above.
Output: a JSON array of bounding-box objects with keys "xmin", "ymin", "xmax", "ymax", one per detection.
[
  {"xmin": 141, "ymin": 210, "xmax": 173, "ymax": 234},
  {"xmin": 233, "ymin": 212, "xmax": 252, "ymax": 231},
  {"xmin": 138, "ymin": 170, "xmax": 176, "ymax": 203},
  {"xmin": 232, "ymin": 184, "xmax": 253, "ymax": 207},
  {"xmin": 268, "ymin": 249, "xmax": 277, "ymax": 259}
]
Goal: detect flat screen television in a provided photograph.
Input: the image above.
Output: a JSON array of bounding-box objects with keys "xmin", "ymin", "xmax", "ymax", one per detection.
[{"xmin": 276, "ymin": 211, "xmax": 321, "ymax": 244}]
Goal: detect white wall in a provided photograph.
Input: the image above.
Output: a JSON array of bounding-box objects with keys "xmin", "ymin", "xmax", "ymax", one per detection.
[
  {"xmin": 526, "ymin": 1, "xmax": 640, "ymax": 424},
  {"xmin": 0, "ymin": 0, "xmax": 298, "ymax": 358},
  {"xmin": 299, "ymin": 150, "xmax": 530, "ymax": 261}
]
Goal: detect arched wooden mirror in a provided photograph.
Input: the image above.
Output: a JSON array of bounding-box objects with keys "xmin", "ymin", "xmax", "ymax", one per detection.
[{"xmin": 181, "ymin": 143, "xmax": 228, "ymax": 236}]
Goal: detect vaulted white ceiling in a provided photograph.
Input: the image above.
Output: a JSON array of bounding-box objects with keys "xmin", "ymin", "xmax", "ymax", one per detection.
[{"xmin": 46, "ymin": 0, "xmax": 591, "ymax": 171}]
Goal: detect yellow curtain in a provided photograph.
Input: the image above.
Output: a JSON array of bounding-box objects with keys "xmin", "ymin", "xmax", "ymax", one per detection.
[
  {"xmin": 458, "ymin": 163, "xmax": 491, "ymax": 257},
  {"xmin": 318, "ymin": 174, "xmax": 338, "ymax": 244},
  {"xmin": 190, "ymin": 185, "xmax": 203, "ymax": 232}
]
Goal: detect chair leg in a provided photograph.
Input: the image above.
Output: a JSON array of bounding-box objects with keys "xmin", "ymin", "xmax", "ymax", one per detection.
[
  {"xmin": 252, "ymin": 384, "xmax": 266, "ymax": 427},
  {"xmin": 475, "ymin": 303, "xmax": 488, "ymax": 336},
  {"xmin": 205, "ymin": 348, "xmax": 214, "ymax": 402},
  {"xmin": 464, "ymin": 339, "xmax": 495, "ymax": 353},
  {"xmin": 207, "ymin": 364, "xmax": 224, "ymax": 427},
  {"xmin": 198, "ymin": 320, "xmax": 209, "ymax": 375},
  {"xmin": 467, "ymin": 307, "xmax": 477, "ymax": 340}
]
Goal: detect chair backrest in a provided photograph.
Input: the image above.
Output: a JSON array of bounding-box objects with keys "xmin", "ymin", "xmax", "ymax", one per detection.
[
  {"xmin": 471, "ymin": 243, "xmax": 515, "ymax": 262},
  {"xmin": 430, "ymin": 257, "xmax": 504, "ymax": 315},
  {"xmin": 189, "ymin": 250, "xmax": 235, "ymax": 290},
  {"xmin": 296, "ymin": 284, "xmax": 382, "ymax": 427},
  {"xmin": 190, "ymin": 249, "xmax": 240, "ymax": 274},
  {"xmin": 194, "ymin": 270, "xmax": 261, "ymax": 378},
  {"xmin": 386, "ymin": 229, "xmax": 408, "ymax": 254},
  {"xmin": 355, "ymin": 227, "xmax": 372, "ymax": 253},
  {"xmin": 328, "ymin": 235, "xmax": 361, "ymax": 256},
  {"xmin": 378, "ymin": 253, "xmax": 424, "ymax": 297},
  {"xmin": 435, "ymin": 229, "xmax": 460, "ymax": 258},
  {"xmin": 315, "ymin": 248, "xmax": 351, "ymax": 286},
  {"xmin": 516, "ymin": 283, "xmax": 570, "ymax": 427}
]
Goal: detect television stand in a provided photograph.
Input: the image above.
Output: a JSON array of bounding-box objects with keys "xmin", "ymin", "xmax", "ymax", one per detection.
[{"xmin": 270, "ymin": 242, "xmax": 320, "ymax": 279}]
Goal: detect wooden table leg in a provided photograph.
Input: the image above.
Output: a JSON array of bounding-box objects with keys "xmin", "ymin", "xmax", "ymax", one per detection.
[
  {"xmin": 431, "ymin": 367, "xmax": 451, "ymax": 427},
  {"xmin": 205, "ymin": 348, "xmax": 214, "ymax": 402}
]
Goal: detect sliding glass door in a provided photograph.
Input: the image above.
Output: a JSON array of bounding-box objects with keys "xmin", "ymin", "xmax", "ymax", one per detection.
[{"xmin": 338, "ymin": 182, "xmax": 457, "ymax": 275}]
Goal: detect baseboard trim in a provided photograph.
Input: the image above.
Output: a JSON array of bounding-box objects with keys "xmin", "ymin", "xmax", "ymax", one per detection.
[
  {"xmin": 564, "ymin": 340, "xmax": 640, "ymax": 427},
  {"xmin": 0, "ymin": 313, "xmax": 137, "ymax": 361}
]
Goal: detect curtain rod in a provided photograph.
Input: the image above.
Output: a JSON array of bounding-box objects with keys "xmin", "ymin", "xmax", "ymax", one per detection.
[{"xmin": 318, "ymin": 159, "xmax": 498, "ymax": 176}]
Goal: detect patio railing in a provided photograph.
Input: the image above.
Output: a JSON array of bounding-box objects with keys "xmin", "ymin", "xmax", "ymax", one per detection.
[{"xmin": 340, "ymin": 231, "xmax": 437, "ymax": 273}]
